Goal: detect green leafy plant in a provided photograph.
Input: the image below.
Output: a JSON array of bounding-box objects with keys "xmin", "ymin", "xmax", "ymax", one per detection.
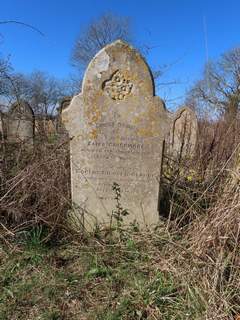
[{"xmin": 111, "ymin": 182, "xmax": 129, "ymax": 229}]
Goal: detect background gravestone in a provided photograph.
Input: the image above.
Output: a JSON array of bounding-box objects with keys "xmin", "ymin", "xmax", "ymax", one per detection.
[
  {"xmin": 0, "ymin": 111, "xmax": 6, "ymax": 142},
  {"xmin": 7, "ymin": 101, "xmax": 34, "ymax": 144},
  {"xmin": 168, "ymin": 106, "xmax": 198, "ymax": 160},
  {"xmin": 57, "ymin": 96, "xmax": 72, "ymax": 134},
  {"xmin": 0, "ymin": 111, "xmax": 6, "ymax": 192},
  {"xmin": 63, "ymin": 40, "xmax": 171, "ymax": 230}
]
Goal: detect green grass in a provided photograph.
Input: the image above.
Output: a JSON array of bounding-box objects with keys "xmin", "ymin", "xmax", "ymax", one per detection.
[{"xmin": 0, "ymin": 227, "xmax": 227, "ymax": 319}]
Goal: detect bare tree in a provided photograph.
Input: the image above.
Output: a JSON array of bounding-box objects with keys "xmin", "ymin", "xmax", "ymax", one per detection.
[
  {"xmin": 0, "ymin": 57, "xmax": 12, "ymax": 96},
  {"xmin": 188, "ymin": 47, "xmax": 240, "ymax": 121},
  {"xmin": 0, "ymin": 56, "xmax": 21, "ymax": 115},
  {"xmin": 23, "ymin": 71, "xmax": 68, "ymax": 116},
  {"xmin": 72, "ymin": 13, "xmax": 132, "ymax": 71},
  {"xmin": 0, "ymin": 68, "xmax": 70, "ymax": 117},
  {"xmin": 71, "ymin": 13, "xmax": 177, "ymax": 99}
]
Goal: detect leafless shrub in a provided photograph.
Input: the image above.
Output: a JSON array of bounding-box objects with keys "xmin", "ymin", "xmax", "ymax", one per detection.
[
  {"xmin": 0, "ymin": 139, "xmax": 71, "ymax": 238},
  {"xmin": 188, "ymin": 144, "xmax": 240, "ymax": 256},
  {"xmin": 161, "ymin": 116, "xmax": 240, "ymax": 228}
]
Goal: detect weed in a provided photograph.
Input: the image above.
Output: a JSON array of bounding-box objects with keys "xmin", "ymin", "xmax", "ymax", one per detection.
[{"xmin": 111, "ymin": 182, "xmax": 129, "ymax": 229}]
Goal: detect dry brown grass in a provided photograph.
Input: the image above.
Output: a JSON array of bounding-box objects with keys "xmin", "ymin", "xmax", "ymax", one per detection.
[
  {"xmin": 0, "ymin": 117, "xmax": 240, "ymax": 319},
  {"xmin": 0, "ymin": 138, "xmax": 71, "ymax": 240}
]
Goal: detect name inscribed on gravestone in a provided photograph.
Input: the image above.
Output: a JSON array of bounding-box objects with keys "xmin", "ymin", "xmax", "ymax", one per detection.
[{"xmin": 76, "ymin": 121, "xmax": 158, "ymax": 201}]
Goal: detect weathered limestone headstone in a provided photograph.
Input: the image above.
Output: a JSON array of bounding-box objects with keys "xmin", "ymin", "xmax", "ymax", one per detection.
[
  {"xmin": 0, "ymin": 111, "xmax": 5, "ymax": 142},
  {"xmin": 57, "ymin": 96, "xmax": 72, "ymax": 134},
  {"xmin": 8, "ymin": 100, "xmax": 34, "ymax": 144},
  {"xmin": 168, "ymin": 106, "xmax": 198, "ymax": 159},
  {"xmin": 63, "ymin": 40, "xmax": 171, "ymax": 230},
  {"xmin": 46, "ymin": 118, "xmax": 57, "ymax": 135},
  {"xmin": 0, "ymin": 111, "xmax": 6, "ymax": 191},
  {"xmin": 60, "ymin": 96, "xmax": 72, "ymax": 111}
]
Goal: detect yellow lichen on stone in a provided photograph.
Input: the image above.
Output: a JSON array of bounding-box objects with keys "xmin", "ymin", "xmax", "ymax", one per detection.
[
  {"xmin": 137, "ymin": 127, "xmax": 154, "ymax": 138},
  {"xmin": 86, "ymin": 105, "xmax": 101, "ymax": 125},
  {"xmin": 89, "ymin": 128, "xmax": 98, "ymax": 140}
]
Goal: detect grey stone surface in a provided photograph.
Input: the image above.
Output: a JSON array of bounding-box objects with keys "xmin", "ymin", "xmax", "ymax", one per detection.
[
  {"xmin": 0, "ymin": 112, "xmax": 5, "ymax": 142},
  {"xmin": 7, "ymin": 101, "xmax": 34, "ymax": 144},
  {"xmin": 63, "ymin": 40, "xmax": 171, "ymax": 230},
  {"xmin": 168, "ymin": 106, "xmax": 198, "ymax": 159},
  {"xmin": 57, "ymin": 96, "xmax": 72, "ymax": 134},
  {"xmin": 60, "ymin": 96, "xmax": 72, "ymax": 111}
]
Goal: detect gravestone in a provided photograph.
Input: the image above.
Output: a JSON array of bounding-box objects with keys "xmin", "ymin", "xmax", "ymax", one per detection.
[
  {"xmin": 46, "ymin": 118, "xmax": 57, "ymax": 135},
  {"xmin": 168, "ymin": 106, "xmax": 198, "ymax": 159},
  {"xmin": 60, "ymin": 96, "xmax": 72, "ymax": 111},
  {"xmin": 57, "ymin": 96, "xmax": 72, "ymax": 134},
  {"xmin": 0, "ymin": 111, "xmax": 5, "ymax": 142},
  {"xmin": 0, "ymin": 111, "xmax": 6, "ymax": 191},
  {"xmin": 8, "ymin": 100, "xmax": 34, "ymax": 144},
  {"xmin": 63, "ymin": 40, "xmax": 171, "ymax": 230}
]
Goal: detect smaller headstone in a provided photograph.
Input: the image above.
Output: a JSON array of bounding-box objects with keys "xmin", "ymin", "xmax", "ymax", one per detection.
[
  {"xmin": 57, "ymin": 96, "xmax": 72, "ymax": 134},
  {"xmin": 168, "ymin": 106, "xmax": 198, "ymax": 160},
  {"xmin": 0, "ymin": 111, "xmax": 6, "ymax": 191},
  {"xmin": 60, "ymin": 96, "xmax": 72, "ymax": 111},
  {"xmin": 0, "ymin": 111, "xmax": 5, "ymax": 142},
  {"xmin": 46, "ymin": 119, "xmax": 57, "ymax": 135},
  {"xmin": 34, "ymin": 116, "xmax": 57, "ymax": 138},
  {"xmin": 7, "ymin": 101, "xmax": 34, "ymax": 144}
]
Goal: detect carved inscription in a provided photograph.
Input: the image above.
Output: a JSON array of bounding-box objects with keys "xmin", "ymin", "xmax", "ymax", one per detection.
[
  {"xmin": 102, "ymin": 70, "xmax": 133, "ymax": 100},
  {"xmin": 75, "ymin": 121, "xmax": 159, "ymax": 201}
]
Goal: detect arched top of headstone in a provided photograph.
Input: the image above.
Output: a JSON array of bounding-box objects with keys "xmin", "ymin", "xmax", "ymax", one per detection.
[
  {"xmin": 0, "ymin": 110, "xmax": 4, "ymax": 125},
  {"xmin": 59, "ymin": 96, "xmax": 72, "ymax": 113},
  {"xmin": 0, "ymin": 111, "xmax": 5, "ymax": 127},
  {"xmin": 10, "ymin": 100, "xmax": 34, "ymax": 119},
  {"xmin": 82, "ymin": 40, "xmax": 155, "ymax": 98},
  {"xmin": 173, "ymin": 106, "xmax": 197, "ymax": 122}
]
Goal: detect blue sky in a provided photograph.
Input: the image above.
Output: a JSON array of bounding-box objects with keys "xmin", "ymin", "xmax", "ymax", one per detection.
[{"xmin": 0, "ymin": 0, "xmax": 240, "ymax": 108}]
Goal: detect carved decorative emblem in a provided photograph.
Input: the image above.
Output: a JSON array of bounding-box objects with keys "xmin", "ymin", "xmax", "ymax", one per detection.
[{"xmin": 102, "ymin": 70, "xmax": 133, "ymax": 100}]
